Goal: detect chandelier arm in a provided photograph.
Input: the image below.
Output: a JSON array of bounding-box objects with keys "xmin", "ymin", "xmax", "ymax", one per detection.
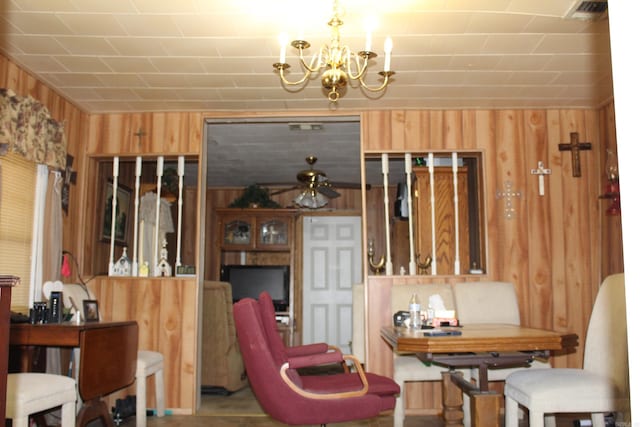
[
  {"xmin": 298, "ymin": 51, "xmax": 323, "ymax": 73},
  {"xmin": 277, "ymin": 66, "xmax": 312, "ymax": 86},
  {"xmin": 345, "ymin": 52, "xmax": 368, "ymax": 81},
  {"xmin": 358, "ymin": 72, "xmax": 394, "ymax": 93}
]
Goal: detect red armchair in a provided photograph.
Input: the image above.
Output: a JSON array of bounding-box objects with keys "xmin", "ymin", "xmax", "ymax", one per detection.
[{"xmin": 233, "ymin": 297, "xmax": 399, "ymax": 426}]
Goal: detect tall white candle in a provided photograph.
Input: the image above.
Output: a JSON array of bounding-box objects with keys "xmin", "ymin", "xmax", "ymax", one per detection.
[
  {"xmin": 135, "ymin": 156, "xmax": 142, "ymax": 176},
  {"xmin": 156, "ymin": 156, "xmax": 164, "ymax": 176},
  {"xmin": 113, "ymin": 156, "xmax": 119, "ymax": 177},
  {"xmin": 384, "ymin": 37, "xmax": 393, "ymax": 71},
  {"xmin": 178, "ymin": 156, "xmax": 185, "ymax": 176},
  {"xmin": 279, "ymin": 33, "xmax": 288, "ymax": 63}
]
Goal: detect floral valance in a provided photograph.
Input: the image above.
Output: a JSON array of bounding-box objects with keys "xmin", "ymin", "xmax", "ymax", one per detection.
[{"xmin": 0, "ymin": 88, "xmax": 67, "ymax": 170}]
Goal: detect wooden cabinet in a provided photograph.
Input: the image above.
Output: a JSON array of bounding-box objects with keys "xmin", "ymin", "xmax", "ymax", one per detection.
[
  {"xmin": 214, "ymin": 208, "xmax": 298, "ymax": 338},
  {"xmin": 407, "ymin": 164, "xmax": 485, "ymax": 275},
  {"xmin": 220, "ymin": 211, "xmax": 293, "ymax": 251}
]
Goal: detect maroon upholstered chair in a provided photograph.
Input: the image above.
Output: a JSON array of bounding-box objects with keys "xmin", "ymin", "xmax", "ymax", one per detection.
[
  {"xmin": 257, "ymin": 291, "xmax": 398, "ymax": 396},
  {"xmin": 233, "ymin": 297, "xmax": 399, "ymax": 426}
]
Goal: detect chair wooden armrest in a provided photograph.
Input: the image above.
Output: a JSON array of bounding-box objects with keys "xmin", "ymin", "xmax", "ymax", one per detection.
[{"xmin": 279, "ymin": 354, "xmax": 369, "ymax": 400}]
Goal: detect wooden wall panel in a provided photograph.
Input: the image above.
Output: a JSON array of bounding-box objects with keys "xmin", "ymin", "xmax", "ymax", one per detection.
[
  {"xmin": 89, "ymin": 277, "xmax": 198, "ymax": 412},
  {"xmin": 361, "ymin": 108, "xmax": 623, "ymax": 394},
  {"xmin": 87, "ymin": 112, "xmax": 202, "ymax": 155}
]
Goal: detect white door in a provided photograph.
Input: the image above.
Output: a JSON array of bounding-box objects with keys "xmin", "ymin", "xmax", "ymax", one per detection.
[{"xmin": 302, "ymin": 216, "xmax": 362, "ymax": 353}]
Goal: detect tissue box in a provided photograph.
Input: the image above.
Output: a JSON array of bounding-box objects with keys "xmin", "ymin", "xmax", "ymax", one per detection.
[
  {"xmin": 432, "ymin": 310, "xmax": 458, "ymax": 327},
  {"xmin": 432, "ymin": 317, "xmax": 459, "ymax": 327}
]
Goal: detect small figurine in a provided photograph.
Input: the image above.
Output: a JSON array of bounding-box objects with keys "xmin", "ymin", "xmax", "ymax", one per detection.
[
  {"xmin": 113, "ymin": 247, "xmax": 131, "ymax": 276},
  {"xmin": 155, "ymin": 239, "xmax": 172, "ymax": 277}
]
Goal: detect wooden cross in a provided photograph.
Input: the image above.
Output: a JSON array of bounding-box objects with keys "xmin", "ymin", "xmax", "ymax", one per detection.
[
  {"xmin": 134, "ymin": 128, "xmax": 146, "ymax": 145},
  {"xmin": 530, "ymin": 161, "xmax": 551, "ymax": 196},
  {"xmin": 558, "ymin": 132, "xmax": 591, "ymax": 177}
]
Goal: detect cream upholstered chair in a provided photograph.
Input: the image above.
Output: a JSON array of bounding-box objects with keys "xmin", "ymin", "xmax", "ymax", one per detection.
[
  {"xmin": 136, "ymin": 350, "xmax": 165, "ymax": 426},
  {"xmin": 390, "ymin": 283, "xmax": 457, "ymax": 427},
  {"xmin": 453, "ymin": 281, "xmax": 550, "ymax": 426},
  {"xmin": 504, "ymin": 273, "xmax": 629, "ymax": 427},
  {"xmin": 62, "ymin": 283, "xmax": 166, "ymax": 425},
  {"xmin": 6, "ymin": 373, "xmax": 77, "ymax": 427}
]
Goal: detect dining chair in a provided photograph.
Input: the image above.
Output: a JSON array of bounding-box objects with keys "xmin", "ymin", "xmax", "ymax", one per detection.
[
  {"xmin": 5, "ymin": 373, "xmax": 77, "ymax": 427},
  {"xmin": 504, "ymin": 273, "xmax": 629, "ymax": 427},
  {"xmin": 389, "ymin": 283, "xmax": 457, "ymax": 427},
  {"xmin": 453, "ymin": 281, "xmax": 550, "ymax": 425}
]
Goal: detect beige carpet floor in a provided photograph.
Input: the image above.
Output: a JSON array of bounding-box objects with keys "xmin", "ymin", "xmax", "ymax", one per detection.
[{"xmin": 199, "ymin": 386, "xmax": 266, "ymax": 417}]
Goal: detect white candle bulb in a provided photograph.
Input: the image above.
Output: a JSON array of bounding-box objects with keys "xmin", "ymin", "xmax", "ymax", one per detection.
[
  {"xmin": 113, "ymin": 156, "xmax": 119, "ymax": 176},
  {"xmin": 365, "ymin": 31, "xmax": 372, "ymax": 52},
  {"xmin": 135, "ymin": 156, "xmax": 142, "ymax": 176},
  {"xmin": 279, "ymin": 33, "xmax": 288, "ymax": 63},
  {"xmin": 384, "ymin": 37, "xmax": 393, "ymax": 71}
]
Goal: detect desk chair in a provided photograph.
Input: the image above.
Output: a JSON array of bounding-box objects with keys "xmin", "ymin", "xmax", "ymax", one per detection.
[
  {"xmin": 453, "ymin": 281, "xmax": 549, "ymax": 426},
  {"xmin": 6, "ymin": 373, "xmax": 77, "ymax": 427},
  {"xmin": 504, "ymin": 273, "xmax": 629, "ymax": 427},
  {"xmin": 390, "ymin": 284, "xmax": 457, "ymax": 427}
]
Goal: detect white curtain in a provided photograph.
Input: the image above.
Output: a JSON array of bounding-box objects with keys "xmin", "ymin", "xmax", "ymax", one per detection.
[{"xmin": 28, "ymin": 164, "xmax": 48, "ymax": 307}]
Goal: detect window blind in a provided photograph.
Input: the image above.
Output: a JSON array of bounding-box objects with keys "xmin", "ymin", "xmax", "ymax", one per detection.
[{"xmin": 0, "ymin": 152, "xmax": 36, "ymax": 312}]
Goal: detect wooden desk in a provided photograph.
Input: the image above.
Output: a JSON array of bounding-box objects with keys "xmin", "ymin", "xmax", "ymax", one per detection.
[
  {"xmin": 381, "ymin": 324, "xmax": 578, "ymax": 427},
  {"xmin": 10, "ymin": 321, "xmax": 138, "ymax": 427},
  {"xmin": 0, "ymin": 277, "xmax": 18, "ymax": 425}
]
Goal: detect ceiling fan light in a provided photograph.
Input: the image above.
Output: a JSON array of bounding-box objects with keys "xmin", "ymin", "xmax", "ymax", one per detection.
[{"xmin": 294, "ymin": 190, "xmax": 328, "ymax": 209}]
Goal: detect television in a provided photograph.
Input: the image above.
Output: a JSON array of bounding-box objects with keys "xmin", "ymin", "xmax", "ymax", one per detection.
[{"xmin": 221, "ymin": 264, "xmax": 290, "ymax": 312}]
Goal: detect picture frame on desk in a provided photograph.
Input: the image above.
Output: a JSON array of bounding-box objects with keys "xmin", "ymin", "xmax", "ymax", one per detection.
[
  {"xmin": 100, "ymin": 179, "xmax": 131, "ymax": 246},
  {"xmin": 83, "ymin": 300, "xmax": 100, "ymax": 322}
]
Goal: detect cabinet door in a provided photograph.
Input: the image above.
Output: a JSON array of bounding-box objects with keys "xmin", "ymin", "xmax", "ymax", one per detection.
[
  {"xmin": 221, "ymin": 217, "xmax": 255, "ymax": 249},
  {"xmin": 256, "ymin": 217, "xmax": 291, "ymax": 250},
  {"xmin": 413, "ymin": 167, "xmax": 470, "ymax": 275}
]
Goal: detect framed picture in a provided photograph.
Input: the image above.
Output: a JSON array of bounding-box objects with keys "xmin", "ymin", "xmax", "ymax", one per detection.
[
  {"xmin": 83, "ymin": 300, "xmax": 100, "ymax": 322},
  {"xmin": 100, "ymin": 179, "xmax": 132, "ymax": 245}
]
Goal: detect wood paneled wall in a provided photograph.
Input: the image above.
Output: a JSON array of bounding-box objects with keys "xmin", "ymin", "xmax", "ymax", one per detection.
[
  {"xmin": 361, "ymin": 109, "xmax": 623, "ymax": 412},
  {"xmin": 3, "ymin": 53, "xmax": 623, "ymax": 415},
  {"xmin": 88, "ymin": 277, "xmax": 197, "ymax": 412}
]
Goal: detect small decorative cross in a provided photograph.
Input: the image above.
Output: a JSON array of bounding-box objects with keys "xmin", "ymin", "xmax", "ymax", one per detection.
[
  {"xmin": 134, "ymin": 128, "xmax": 146, "ymax": 145},
  {"xmin": 558, "ymin": 132, "xmax": 591, "ymax": 177},
  {"xmin": 496, "ymin": 181, "xmax": 522, "ymax": 219},
  {"xmin": 530, "ymin": 161, "xmax": 551, "ymax": 196}
]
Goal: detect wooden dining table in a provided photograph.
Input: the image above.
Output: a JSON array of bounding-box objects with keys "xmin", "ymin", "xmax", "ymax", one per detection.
[
  {"xmin": 10, "ymin": 320, "xmax": 138, "ymax": 427},
  {"xmin": 381, "ymin": 324, "xmax": 578, "ymax": 427}
]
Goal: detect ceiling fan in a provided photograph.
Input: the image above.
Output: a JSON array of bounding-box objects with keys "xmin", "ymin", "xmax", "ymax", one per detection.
[{"xmin": 263, "ymin": 156, "xmax": 364, "ymax": 208}]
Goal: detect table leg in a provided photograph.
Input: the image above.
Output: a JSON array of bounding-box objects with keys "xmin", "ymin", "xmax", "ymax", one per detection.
[
  {"xmin": 76, "ymin": 398, "xmax": 115, "ymax": 427},
  {"xmin": 469, "ymin": 391, "xmax": 500, "ymax": 427},
  {"xmin": 441, "ymin": 371, "xmax": 464, "ymax": 426}
]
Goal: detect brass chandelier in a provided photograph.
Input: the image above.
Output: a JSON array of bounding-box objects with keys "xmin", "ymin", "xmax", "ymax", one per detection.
[{"xmin": 273, "ymin": 0, "xmax": 395, "ymax": 103}]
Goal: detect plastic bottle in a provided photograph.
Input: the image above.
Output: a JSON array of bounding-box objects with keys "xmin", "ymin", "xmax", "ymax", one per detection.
[{"xmin": 409, "ymin": 293, "xmax": 421, "ymax": 330}]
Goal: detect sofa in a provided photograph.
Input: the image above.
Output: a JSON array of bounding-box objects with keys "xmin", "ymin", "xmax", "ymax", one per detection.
[{"xmin": 201, "ymin": 281, "xmax": 248, "ymax": 394}]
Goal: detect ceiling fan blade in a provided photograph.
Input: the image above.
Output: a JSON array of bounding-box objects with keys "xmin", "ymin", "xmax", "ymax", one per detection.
[
  {"xmin": 270, "ymin": 186, "xmax": 299, "ymax": 195},
  {"xmin": 317, "ymin": 185, "xmax": 341, "ymax": 198},
  {"xmin": 327, "ymin": 181, "xmax": 372, "ymax": 190}
]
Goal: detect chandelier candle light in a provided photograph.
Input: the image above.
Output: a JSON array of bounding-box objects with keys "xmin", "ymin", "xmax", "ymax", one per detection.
[{"xmin": 273, "ymin": 0, "xmax": 395, "ymax": 102}]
